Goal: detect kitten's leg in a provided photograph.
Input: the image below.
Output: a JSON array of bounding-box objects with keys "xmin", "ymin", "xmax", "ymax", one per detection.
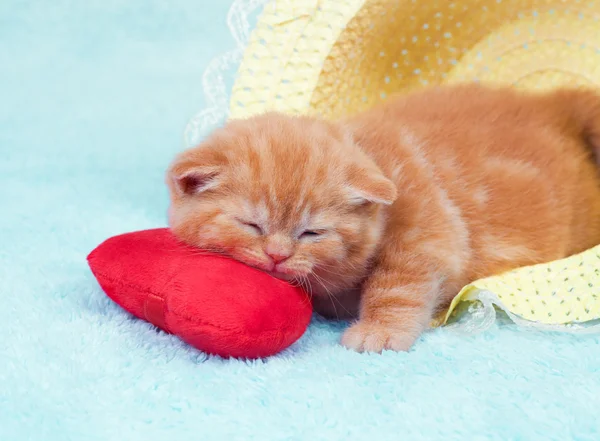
[{"xmin": 341, "ymin": 251, "xmax": 446, "ymax": 352}]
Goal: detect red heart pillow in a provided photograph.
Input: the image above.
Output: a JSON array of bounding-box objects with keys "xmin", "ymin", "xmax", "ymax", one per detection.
[{"xmin": 87, "ymin": 228, "xmax": 312, "ymax": 358}]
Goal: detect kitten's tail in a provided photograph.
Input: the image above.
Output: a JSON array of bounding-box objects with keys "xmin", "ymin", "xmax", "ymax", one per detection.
[{"xmin": 552, "ymin": 88, "xmax": 600, "ymax": 163}]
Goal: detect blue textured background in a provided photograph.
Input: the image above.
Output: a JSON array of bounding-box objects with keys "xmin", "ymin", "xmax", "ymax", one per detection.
[{"xmin": 2, "ymin": 1, "xmax": 600, "ymax": 440}]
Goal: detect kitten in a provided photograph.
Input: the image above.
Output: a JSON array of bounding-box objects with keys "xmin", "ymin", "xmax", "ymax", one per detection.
[{"xmin": 166, "ymin": 84, "xmax": 600, "ymax": 352}]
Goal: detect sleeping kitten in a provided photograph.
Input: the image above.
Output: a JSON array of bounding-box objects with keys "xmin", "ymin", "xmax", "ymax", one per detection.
[{"xmin": 166, "ymin": 84, "xmax": 600, "ymax": 352}]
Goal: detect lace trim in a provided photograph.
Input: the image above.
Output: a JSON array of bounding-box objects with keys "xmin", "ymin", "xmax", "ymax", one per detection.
[
  {"xmin": 183, "ymin": 0, "xmax": 271, "ymax": 148},
  {"xmin": 447, "ymin": 290, "xmax": 600, "ymax": 335}
]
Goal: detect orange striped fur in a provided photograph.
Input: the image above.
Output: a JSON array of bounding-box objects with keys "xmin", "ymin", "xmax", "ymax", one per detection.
[{"xmin": 167, "ymin": 84, "xmax": 600, "ymax": 352}]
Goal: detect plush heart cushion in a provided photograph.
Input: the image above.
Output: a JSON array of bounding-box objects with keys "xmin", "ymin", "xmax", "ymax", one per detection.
[{"xmin": 87, "ymin": 228, "xmax": 312, "ymax": 358}]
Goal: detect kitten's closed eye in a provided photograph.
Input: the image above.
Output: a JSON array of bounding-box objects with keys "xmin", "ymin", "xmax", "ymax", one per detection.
[
  {"xmin": 299, "ymin": 230, "xmax": 326, "ymax": 240},
  {"xmin": 237, "ymin": 219, "xmax": 264, "ymax": 236}
]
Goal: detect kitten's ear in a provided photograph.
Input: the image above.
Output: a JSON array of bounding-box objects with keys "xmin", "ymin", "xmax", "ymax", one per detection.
[
  {"xmin": 168, "ymin": 153, "xmax": 221, "ymax": 196},
  {"xmin": 338, "ymin": 125, "xmax": 397, "ymax": 206},
  {"xmin": 171, "ymin": 166, "xmax": 220, "ymax": 195},
  {"xmin": 346, "ymin": 168, "xmax": 397, "ymax": 206}
]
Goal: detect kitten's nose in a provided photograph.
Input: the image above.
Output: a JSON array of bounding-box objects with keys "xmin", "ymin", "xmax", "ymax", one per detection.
[
  {"xmin": 265, "ymin": 237, "xmax": 293, "ymax": 265},
  {"xmin": 266, "ymin": 251, "xmax": 290, "ymax": 264}
]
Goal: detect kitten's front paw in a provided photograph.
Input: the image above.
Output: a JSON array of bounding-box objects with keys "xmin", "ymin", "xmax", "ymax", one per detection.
[{"xmin": 341, "ymin": 321, "xmax": 418, "ymax": 353}]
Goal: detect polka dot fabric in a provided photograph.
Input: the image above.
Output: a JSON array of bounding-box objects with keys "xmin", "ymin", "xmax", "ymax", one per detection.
[
  {"xmin": 439, "ymin": 245, "xmax": 600, "ymax": 326},
  {"xmin": 229, "ymin": 0, "xmax": 600, "ymax": 329}
]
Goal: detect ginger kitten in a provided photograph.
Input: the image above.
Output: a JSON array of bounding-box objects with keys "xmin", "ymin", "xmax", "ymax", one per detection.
[{"xmin": 167, "ymin": 84, "xmax": 600, "ymax": 352}]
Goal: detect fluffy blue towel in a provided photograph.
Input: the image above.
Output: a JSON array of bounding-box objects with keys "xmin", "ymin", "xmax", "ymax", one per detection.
[{"xmin": 2, "ymin": 1, "xmax": 600, "ymax": 440}]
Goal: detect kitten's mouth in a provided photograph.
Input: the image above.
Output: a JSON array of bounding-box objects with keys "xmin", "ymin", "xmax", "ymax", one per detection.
[{"xmin": 237, "ymin": 254, "xmax": 307, "ymax": 282}]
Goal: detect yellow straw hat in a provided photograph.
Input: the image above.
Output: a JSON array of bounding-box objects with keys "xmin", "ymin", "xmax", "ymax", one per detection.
[
  {"xmin": 230, "ymin": 0, "xmax": 600, "ymax": 120},
  {"xmin": 226, "ymin": 0, "xmax": 600, "ymax": 331}
]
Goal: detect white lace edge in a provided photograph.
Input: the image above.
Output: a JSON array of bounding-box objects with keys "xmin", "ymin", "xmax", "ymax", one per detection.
[
  {"xmin": 183, "ymin": 0, "xmax": 271, "ymax": 148},
  {"xmin": 447, "ymin": 289, "xmax": 600, "ymax": 335}
]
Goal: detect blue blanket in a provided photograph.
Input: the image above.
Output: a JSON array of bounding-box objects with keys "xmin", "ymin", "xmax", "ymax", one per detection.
[{"xmin": 2, "ymin": 1, "xmax": 600, "ymax": 439}]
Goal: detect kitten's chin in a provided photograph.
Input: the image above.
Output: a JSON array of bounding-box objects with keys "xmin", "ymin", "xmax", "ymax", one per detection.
[
  {"xmin": 267, "ymin": 271, "xmax": 295, "ymax": 282},
  {"xmin": 268, "ymin": 266, "xmax": 311, "ymax": 282}
]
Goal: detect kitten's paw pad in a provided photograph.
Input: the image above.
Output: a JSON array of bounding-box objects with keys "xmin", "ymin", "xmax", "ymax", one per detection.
[{"xmin": 341, "ymin": 321, "xmax": 417, "ymax": 353}]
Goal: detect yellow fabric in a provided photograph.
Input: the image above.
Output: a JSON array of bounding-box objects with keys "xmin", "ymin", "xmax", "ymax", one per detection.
[
  {"xmin": 437, "ymin": 245, "xmax": 600, "ymax": 326},
  {"xmin": 229, "ymin": 0, "xmax": 600, "ymax": 327}
]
